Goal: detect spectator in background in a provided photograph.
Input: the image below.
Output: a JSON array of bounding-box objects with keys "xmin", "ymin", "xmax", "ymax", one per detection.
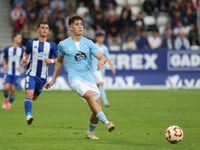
[
  {"xmin": 184, "ymin": 2, "xmax": 196, "ymax": 25},
  {"xmin": 162, "ymin": 33, "xmax": 174, "ymax": 50},
  {"xmin": 171, "ymin": 10, "xmax": 186, "ymax": 29},
  {"xmin": 174, "ymin": 33, "xmax": 190, "ymax": 50},
  {"xmin": 120, "ymin": 23, "xmax": 133, "ymax": 42},
  {"xmin": 105, "ymin": 2, "xmax": 116, "ymax": 20},
  {"xmin": 137, "ymin": 30, "xmax": 150, "ymax": 49},
  {"xmin": 95, "ymin": 24, "xmax": 106, "ymax": 36},
  {"xmin": 121, "ymin": 3, "xmax": 132, "ymax": 21},
  {"xmin": 170, "ymin": 1, "xmax": 185, "ymax": 18},
  {"xmin": 27, "ymin": 10, "xmax": 37, "ymax": 25},
  {"xmin": 107, "ymin": 26, "xmax": 121, "ymax": 48},
  {"xmin": 50, "ymin": 0, "xmax": 65, "ymax": 11},
  {"xmin": 19, "ymin": 23, "xmax": 30, "ymax": 46},
  {"xmin": 122, "ymin": 35, "xmax": 137, "ymax": 51},
  {"xmin": 10, "ymin": 3, "xmax": 27, "ymax": 21},
  {"xmin": 29, "ymin": 22, "xmax": 38, "ymax": 39},
  {"xmin": 119, "ymin": 9, "xmax": 132, "ymax": 28},
  {"xmin": 55, "ymin": 22, "xmax": 66, "ymax": 44},
  {"xmin": 154, "ymin": 0, "xmax": 170, "ymax": 18},
  {"xmin": 24, "ymin": 0, "xmax": 37, "ymax": 13},
  {"xmin": 148, "ymin": 30, "xmax": 162, "ymax": 50},
  {"xmin": 94, "ymin": 12, "xmax": 106, "ymax": 29},
  {"xmin": 173, "ymin": 21, "xmax": 187, "ymax": 38},
  {"xmin": 194, "ymin": 0, "xmax": 200, "ymax": 32},
  {"xmin": 180, "ymin": 0, "xmax": 193, "ymax": 9},
  {"xmin": 163, "ymin": 22, "xmax": 173, "ymax": 36},
  {"xmin": 104, "ymin": 0, "xmax": 117, "ymax": 8},
  {"xmin": 13, "ymin": 15, "xmax": 26, "ymax": 32},
  {"xmin": 38, "ymin": 5, "xmax": 53, "ymax": 22},
  {"xmin": 83, "ymin": 12, "xmax": 94, "ymax": 27},
  {"xmin": 52, "ymin": 4, "xmax": 66, "ymax": 20},
  {"xmin": 83, "ymin": 24, "xmax": 96, "ymax": 41},
  {"xmin": 37, "ymin": 0, "xmax": 50, "ymax": 9},
  {"xmin": 90, "ymin": 5, "xmax": 104, "ymax": 20},
  {"xmin": 134, "ymin": 12, "xmax": 145, "ymax": 31},
  {"xmin": 143, "ymin": 0, "xmax": 154, "ymax": 15},
  {"xmin": 188, "ymin": 23, "xmax": 199, "ymax": 45},
  {"xmin": 53, "ymin": 11, "xmax": 66, "ymax": 32},
  {"xmin": 11, "ymin": 0, "xmax": 25, "ymax": 8}
]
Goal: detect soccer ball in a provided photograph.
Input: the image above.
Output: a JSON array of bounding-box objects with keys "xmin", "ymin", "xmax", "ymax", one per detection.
[{"xmin": 165, "ymin": 125, "xmax": 183, "ymax": 144}]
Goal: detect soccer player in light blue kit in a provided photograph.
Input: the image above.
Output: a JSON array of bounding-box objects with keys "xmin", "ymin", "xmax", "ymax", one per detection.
[
  {"xmin": 91, "ymin": 32, "xmax": 116, "ymax": 107},
  {"xmin": 22, "ymin": 21, "xmax": 58, "ymax": 125},
  {"xmin": 2, "ymin": 33, "xmax": 25, "ymax": 109},
  {"xmin": 45, "ymin": 16, "xmax": 115, "ymax": 139}
]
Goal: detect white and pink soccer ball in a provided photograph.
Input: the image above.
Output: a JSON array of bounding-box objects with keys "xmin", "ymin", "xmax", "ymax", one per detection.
[{"xmin": 165, "ymin": 125, "xmax": 183, "ymax": 144}]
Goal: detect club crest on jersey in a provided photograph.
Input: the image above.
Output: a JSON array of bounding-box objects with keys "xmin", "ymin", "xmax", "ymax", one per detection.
[
  {"xmin": 45, "ymin": 45, "xmax": 48, "ymax": 50},
  {"xmin": 83, "ymin": 43, "xmax": 87, "ymax": 50}
]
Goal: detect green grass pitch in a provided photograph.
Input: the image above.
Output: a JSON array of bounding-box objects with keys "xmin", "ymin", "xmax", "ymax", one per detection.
[{"xmin": 0, "ymin": 89, "xmax": 200, "ymax": 150}]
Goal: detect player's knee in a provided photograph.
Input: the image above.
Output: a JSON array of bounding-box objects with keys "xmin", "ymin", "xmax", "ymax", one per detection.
[{"xmin": 25, "ymin": 92, "xmax": 34, "ymax": 99}]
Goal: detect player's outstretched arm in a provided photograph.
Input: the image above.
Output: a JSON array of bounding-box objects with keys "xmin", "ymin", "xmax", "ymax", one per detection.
[
  {"xmin": 44, "ymin": 54, "xmax": 64, "ymax": 89},
  {"xmin": 94, "ymin": 52, "xmax": 107, "ymax": 71},
  {"xmin": 107, "ymin": 58, "xmax": 116, "ymax": 74}
]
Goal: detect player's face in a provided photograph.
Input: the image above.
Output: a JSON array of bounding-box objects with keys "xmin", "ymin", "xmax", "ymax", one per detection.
[
  {"xmin": 14, "ymin": 34, "xmax": 22, "ymax": 45},
  {"xmin": 38, "ymin": 24, "xmax": 49, "ymax": 37},
  {"xmin": 96, "ymin": 35, "xmax": 104, "ymax": 44},
  {"xmin": 70, "ymin": 20, "xmax": 83, "ymax": 36}
]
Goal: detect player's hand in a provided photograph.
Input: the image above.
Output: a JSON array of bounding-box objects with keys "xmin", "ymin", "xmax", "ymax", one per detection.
[
  {"xmin": 97, "ymin": 60, "xmax": 105, "ymax": 70},
  {"xmin": 44, "ymin": 80, "xmax": 54, "ymax": 89},
  {"xmin": 3, "ymin": 65, "xmax": 7, "ymax": 71},
  {"xmin": 44, "ymin": 58, "xmax": 52, "ymax": 64},
  {"xmin": 111, "ymin": 68, "xmax": 116, "ymax": 74},
  {"xmin": 17, "ymin": 66, "xmax": 23, "ymax": 71},
  {"xmin": 22, "ymin": 55, "xmax": 29, "ymax": 64}
]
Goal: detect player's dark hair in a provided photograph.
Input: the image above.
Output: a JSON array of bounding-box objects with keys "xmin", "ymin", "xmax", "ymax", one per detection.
[
  {"xmin": 38, "ymin": 21, "xmax": 50, "ymax": 28},
  {"xmin": 96, "ymin": 32, "xmax": 104, "ymax": 37},
  {"xmin": 68, "ymin": 15, "xmax": 83, "ymax": 26},
  {"xmin": 12, "ymin": 32, "xmax": 20, "ymax": 41}
]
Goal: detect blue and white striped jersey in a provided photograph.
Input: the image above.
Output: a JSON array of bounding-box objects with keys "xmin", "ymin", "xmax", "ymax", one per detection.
[
  {"xmin": 3, "ymin": 46, "xmax": 25, "ymax": 76},
  {"xmin": 25, "ymin": 39, "xmax": 58, "ymax": 79}
]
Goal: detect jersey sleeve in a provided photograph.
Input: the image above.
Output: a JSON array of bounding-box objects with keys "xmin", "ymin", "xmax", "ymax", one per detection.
[
  {"xmin": 89, "ymin": 40, "xmax": 99, "ymax": 56},
  {"xmin": 51, "ymin": 43, "xmax": 58, "ymax": 58},
  {"xmin": 25, "ymin": 40, "xmax": 32, "ymax": 54},
  {"xmin": 104, "ymin": 46, "xmax": 110, "ymax": 59},
  {"xmin": 58, "ymin": 42, "xmax": 64, "ymax": 57},
  {"xmin": 3, "ymin": 47, "xmax": 8, "ymax": 59}
]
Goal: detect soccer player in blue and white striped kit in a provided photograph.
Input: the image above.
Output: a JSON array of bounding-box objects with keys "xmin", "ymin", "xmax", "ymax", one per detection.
[
  {"xmin": 45, "ymin": 16, "xmax": 115, "ymax": 139},
  {"xmin": 2, "ymin": 33, "xmax": 25, "ymax": 109},
  {"xmin": 22, "ymin": 21, "xmax": 58, "ymax": 125}
]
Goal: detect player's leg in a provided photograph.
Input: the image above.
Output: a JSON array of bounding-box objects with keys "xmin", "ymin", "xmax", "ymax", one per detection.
[
  {"xmin": 97, "ymin": 82, "xmax": 110, "ymax": 107},
  {"xmin": 6, "ymin": 75, "xmax": 20, "ymax": 109},
  {"xmin": 86, "ymin": 97, "xmax": 101, "ymax": 139},
  {"xmin": 2, "ymin": 83, "xmax": 10, "ymax": 108},
  {"xmin": 84, "ymin": 87, "xmax": 115, "ymax": 132},
  {"xmin": 93, "ymin": 72, "xmax": 110, "ymax": 107},
  {"xmin": 2, "ymin": 74, "xmax": 11, "ymax": 108}
]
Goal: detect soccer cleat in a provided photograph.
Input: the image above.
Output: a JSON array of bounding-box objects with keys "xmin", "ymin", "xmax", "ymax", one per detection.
[
  {"xmin": 6, "ymin": 103, "xmax": 12, "ymax": 109},
  {"xmin": 26, "ymin": 115, "xmax": 34, "ymax": 125},
  {"xmin": 86, "ymin": 131, "xmax": 99, "ymax": 139},
  {"xmin": 2, "ymin": 98, "xmax": 9, "ymax": 109},
  {"xmin": 104, "ymin": 102, "xmax": 110, "ymax": 107},
  {"xmin": 106, "ymin": 122, "xmax": 115, "ymax": 132}
]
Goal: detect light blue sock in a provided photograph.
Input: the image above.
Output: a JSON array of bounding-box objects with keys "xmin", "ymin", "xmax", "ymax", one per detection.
[
  {"xmin": 87, "ymin": 122, "xmax": 97, "ymax": 133},
  {"xmin": 99, "ymin": 86, "xmax": 108, "ymax": 103},
  {"xmin": 9, "ymin": 95, "xmax": 16, "ymax": 104},
  {"xmin": 24, "ymin": 98, "xmax": 32, "ymax": 116},
  {"xmin": 3, "ymin": 91, "xmax": 9, "ymax": 99},
  {"xmin": 96, "ymin": 111, "xmax": 108, "ymax": 123}
]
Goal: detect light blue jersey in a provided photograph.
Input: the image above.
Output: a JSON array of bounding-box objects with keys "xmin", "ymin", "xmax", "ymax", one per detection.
[
  {"xmin": 58, "ymin": 36, "xmax": 100, "ymax": 84},
  {"xmin": 91, "ymin": 43, "xmax": 109, "ymax": 75}
]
